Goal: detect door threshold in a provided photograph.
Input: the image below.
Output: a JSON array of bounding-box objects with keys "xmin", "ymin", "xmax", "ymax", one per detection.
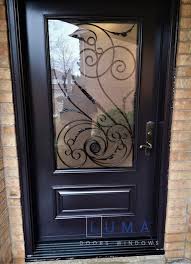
[
  {"xmin": 26, "ymin": 240, "xmax": 164, "ymax": 262},
  {"xmin": 26, "ymin": 254, "xmax": 165, "ymax": 263}
]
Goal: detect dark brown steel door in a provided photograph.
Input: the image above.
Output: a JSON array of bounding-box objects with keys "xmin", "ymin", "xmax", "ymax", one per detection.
[{"xmin": 17, "ymin": 0, "xmax": 174, "ymax": 259}]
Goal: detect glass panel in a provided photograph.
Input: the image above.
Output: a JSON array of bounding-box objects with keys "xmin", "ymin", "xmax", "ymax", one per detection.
[{"xmin": 48, "ymin": 20, "xmax": 138, "ymax": 169}]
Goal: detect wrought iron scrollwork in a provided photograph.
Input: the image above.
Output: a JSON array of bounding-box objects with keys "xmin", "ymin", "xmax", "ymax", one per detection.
[{"xmin": 51, "ymin": 22, "xmax": 137, "ymax": 168}]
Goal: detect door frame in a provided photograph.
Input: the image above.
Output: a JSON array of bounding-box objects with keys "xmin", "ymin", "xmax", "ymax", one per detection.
[{"xmin": 5, "ymin": 0, "xmax": 180, "ymax": 260}]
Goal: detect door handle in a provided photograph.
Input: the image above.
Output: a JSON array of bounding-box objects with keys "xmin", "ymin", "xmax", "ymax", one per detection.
[{"xmin": 140, "ymin": 121, "xmax": 154, "ymax": 156}]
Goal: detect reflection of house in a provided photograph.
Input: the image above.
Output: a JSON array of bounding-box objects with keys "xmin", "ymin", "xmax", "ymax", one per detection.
[
  {"xmin": 69, "ymin": 23, "xmax": 137, "ymax": 117},
  {"xmin": 52, "ymin": 24, "xmax": 137, "ymax": 123},
  {"xmin": 51, "ymin": 68, "xmax": 73, "ymax": 117},
  {"xmin": 51, "ymin": 68, "xmax": 97, "ymax": 120}
]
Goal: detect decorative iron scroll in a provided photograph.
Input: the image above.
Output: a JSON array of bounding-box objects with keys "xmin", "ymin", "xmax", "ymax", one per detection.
[{"xmin": 49, "ymin": 21, "xmax": 137, "ymax": 168}]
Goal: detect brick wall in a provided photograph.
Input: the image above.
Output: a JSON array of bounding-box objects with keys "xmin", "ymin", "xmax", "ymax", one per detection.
[
  {"xmin": 165, "ymin": 0, "xmax": 191, "ymax": 261},
  {"xmin": 0, "ymin": 137, "xmax": 12, "ymax": 262},
  {"xmin": 0, "ymin": 0, "xmax": 190, "ymax": 263},
  {"xmin": 0, "ymin": 145, "xmax": 12, "ymax": 264}
]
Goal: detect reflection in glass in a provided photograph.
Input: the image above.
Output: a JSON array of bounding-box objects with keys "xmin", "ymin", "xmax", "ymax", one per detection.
[{"xmin": 48, "ymin": 20, "xmax": 138, "ymax": 168}]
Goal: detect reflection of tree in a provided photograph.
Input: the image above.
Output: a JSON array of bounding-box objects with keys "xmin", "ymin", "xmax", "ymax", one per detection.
[{"xmin": 49, "ymin": 35, "xmax": 79, "ymax": 89}]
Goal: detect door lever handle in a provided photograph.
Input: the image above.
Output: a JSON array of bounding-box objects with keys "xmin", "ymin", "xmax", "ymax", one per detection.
[
  {"xmin": 139, "ymin": 121, "xmax": 154, "ymax": 156},
  {"xmin": 140, "ymin": 142, "xmax": 152, "ymax": 150}
]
